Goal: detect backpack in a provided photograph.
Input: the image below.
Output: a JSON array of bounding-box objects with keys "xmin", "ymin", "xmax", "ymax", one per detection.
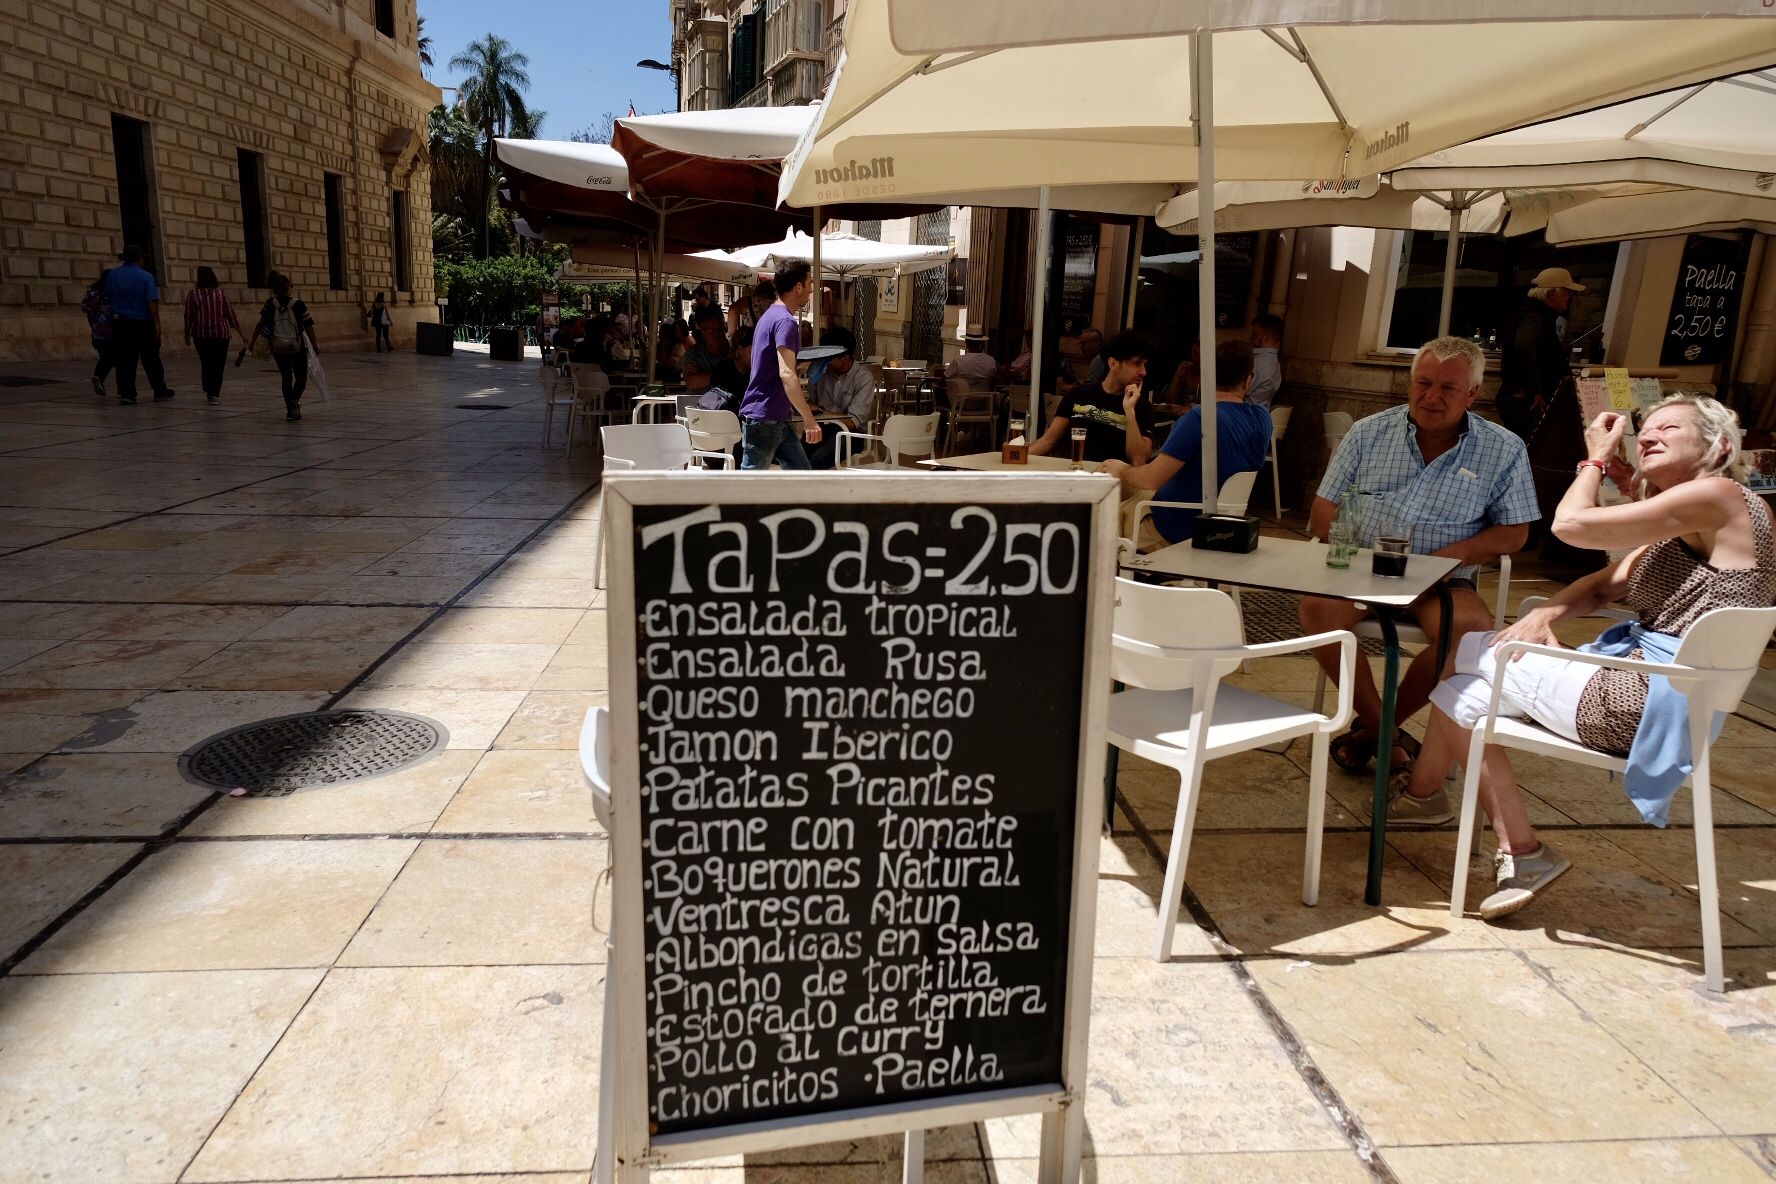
[
  {"xmin": 269, "ymin": 298, "xmax": 304, "ymax": 355},
  {"xmin": 696, "ymin": 385, "xmax": 740, "ymax": 414}
]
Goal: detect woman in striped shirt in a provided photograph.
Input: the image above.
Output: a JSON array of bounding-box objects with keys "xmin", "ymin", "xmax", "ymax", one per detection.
[{"xmin": 183, "ymin": 267, "xmax": 244, "ymax": 404}]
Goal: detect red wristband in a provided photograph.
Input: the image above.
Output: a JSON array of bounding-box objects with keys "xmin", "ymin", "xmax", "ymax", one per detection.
[{"xmin": 1575, "ymin": 459, "xmax": 1607, "ymax": 476}]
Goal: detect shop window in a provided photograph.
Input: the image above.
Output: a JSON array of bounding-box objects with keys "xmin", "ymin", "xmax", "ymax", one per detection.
[{"xmin": 1383, "ymin": 230, "xmax": 1618, "ymax": 359}]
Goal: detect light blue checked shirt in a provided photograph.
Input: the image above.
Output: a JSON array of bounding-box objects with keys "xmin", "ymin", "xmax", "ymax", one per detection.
[{"xmin": 1316, "ymin": 405, "xmax": 1539, "ymax": 580}]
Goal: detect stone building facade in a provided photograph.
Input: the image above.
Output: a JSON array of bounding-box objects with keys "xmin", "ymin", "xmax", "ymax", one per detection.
[{"xmin": 0, "ymin": 0, "xmax": 439, "ymax": 361}]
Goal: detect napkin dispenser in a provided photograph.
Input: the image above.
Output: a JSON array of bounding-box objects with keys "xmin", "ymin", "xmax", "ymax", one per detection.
[{"xmin": 1191, "ymin": 514, "xmax": 1260, "ymax": 553}]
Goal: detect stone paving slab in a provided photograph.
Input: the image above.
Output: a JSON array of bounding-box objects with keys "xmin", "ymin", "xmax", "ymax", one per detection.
[{"xmin": 1, "ymin": 350, "xmax": 1774, "ymax": 1183}]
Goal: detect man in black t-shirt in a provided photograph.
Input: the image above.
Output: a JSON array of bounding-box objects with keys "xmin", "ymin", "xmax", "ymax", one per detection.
[{"xmin": 1030, "ymin": 330, "xmax": 1154, "ymax": 464}]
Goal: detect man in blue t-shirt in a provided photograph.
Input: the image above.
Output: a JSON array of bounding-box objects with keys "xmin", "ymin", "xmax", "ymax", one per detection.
[
  {"xmin": 1101, "ymin": 339, "xmax": 1273, "ymax": 547},
  {"xmin": 103, "ymin": 245, "xmax": 175, "ymax": 404},
  {"xmin": 739, "ymin": 260, "xmax": 822, "ymax": 470}
]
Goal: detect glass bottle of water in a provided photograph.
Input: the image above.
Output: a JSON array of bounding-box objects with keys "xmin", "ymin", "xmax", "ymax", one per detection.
[{"xmin": 1326, "ymin": 490, "xmax": 1361, "ymax": 569}]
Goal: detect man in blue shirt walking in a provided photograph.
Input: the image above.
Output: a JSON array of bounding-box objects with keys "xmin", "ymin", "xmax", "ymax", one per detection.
[{"xmin": 103, "ymin": 245, "xmax": 174, "ymax": 404}]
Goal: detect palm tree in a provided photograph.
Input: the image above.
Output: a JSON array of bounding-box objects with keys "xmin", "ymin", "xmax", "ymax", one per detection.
[
  {"xmin": 449, "ymin": 34, "xmax": 532, "ymax": 258},
  {"xmin": 417, "ymin": 15, "xmax": 433, "ymax": 73},
  {"xmin": 427, "ymin": 103, "xmax": 483, "ymax": 259}
]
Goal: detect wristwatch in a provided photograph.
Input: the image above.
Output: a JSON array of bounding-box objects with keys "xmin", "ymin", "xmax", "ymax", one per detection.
[{"xmin": 1575, "ymin": 459, "xmax": 1608, "ymax": 476}]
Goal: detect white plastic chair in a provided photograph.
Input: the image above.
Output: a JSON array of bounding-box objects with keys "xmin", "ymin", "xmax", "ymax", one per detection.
[
  {"xmin": 1109, "ymin": 578, "xmax": 1357, "ymax": 960},
  {"xmin": 539, "ymin": 363, "xmax": 581, "ymax": 452},
  {"xmin": 578, "ymin": 704, "xmax": 611, "ymax": 832},
  {"xmin": 578, "ymin": 703, "xmax": 618, "ymax": 1184},
  {"xmin": 837, "ymin": 412, "xmax": 941, "ymax": 468},
  {"xmin": 1263, "ymin": 406, "xmax": 1293, "ymax": 514},
  {"xmin": 569, "ymin": 364, "xmax": 616, "ymax": 453},
  {"xmin": 685, "ymin": 407, "xmax": 742, "ymax": 456},
  {"xmin": 1125, "ymin": 469, "xmax": 1259, "ymax": 549},
  {"xmin": 1449, "ymin": 602, "xmax": 1776, "ymax": 994},
  {"xmin": 593, "ymin": 423, "xmax": 734, "ymax": 588}
]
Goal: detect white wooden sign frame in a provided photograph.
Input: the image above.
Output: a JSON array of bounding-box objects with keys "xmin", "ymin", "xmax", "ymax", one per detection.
[{"xmin": 598, "ymin": 472, "xmax": 1119, "ymax": 1184}]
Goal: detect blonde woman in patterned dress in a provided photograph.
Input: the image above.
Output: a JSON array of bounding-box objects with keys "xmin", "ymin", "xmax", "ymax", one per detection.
[{"xmin": 1387, "ymin": 394, "xmax": 1776, "ymax": 920}]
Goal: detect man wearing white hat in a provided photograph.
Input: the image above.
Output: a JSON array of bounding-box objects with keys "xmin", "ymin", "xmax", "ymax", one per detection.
[
  {"xmin": 946, "ymin": 326, "xmax": 1002, "ymax": 386},
  {"xmin": 1496, "ymin": 266, "xmax": 1584, "ymax": 442}
]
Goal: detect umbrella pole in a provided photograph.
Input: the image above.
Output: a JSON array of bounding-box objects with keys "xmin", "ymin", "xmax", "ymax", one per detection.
[
  {"xmin": 649, "ymin": 206, "xmax": 665, "ymax": 383},
  {"xmin": 1028, "ymin": 185, "xmax": 1053, "ymax": 440},
  {"xmin": 1437, "ymin": 190, "xmax": 1463, "ymax": 337},
  {"xmin": 1195, "ymin": 30, "xmax": 1219, "ymax": 514},
  {"xmin": 632, "ymin": 240, "xmax": 643, "ymax": 347},
  {"xmin": 1124, "ymin": 218, "xmax": 1144, "ymax": 330},
  {"xmin": 812, "ymin": 206, "xmax": 823, "ymax": 342}
]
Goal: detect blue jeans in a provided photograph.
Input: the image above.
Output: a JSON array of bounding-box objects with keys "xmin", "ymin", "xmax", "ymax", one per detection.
[{"xmin": 740, "ymin": 417, "xmax": 812, "ymax": 470}]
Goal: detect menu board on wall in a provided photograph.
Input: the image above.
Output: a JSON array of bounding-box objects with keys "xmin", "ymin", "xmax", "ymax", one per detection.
[
  {"xmin": 599, "ymin": 475, "xmax": 1113, "ymax": 1172},
  {"xmin": 1058, "ymin": 218, "xmax": 1100, "ymax": 336},
  {"xmin": 1660, "ymin": 234, "xmax": 1752, "ymax": 367}
]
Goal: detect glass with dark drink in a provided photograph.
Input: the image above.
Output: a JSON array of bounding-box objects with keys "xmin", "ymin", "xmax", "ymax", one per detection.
[{"xmin": 1372, "ymin": 517, "xmax": 1412, "ymax": 579}]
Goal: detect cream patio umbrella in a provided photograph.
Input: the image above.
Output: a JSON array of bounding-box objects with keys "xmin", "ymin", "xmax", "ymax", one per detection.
[
  {"xmin": 713, "ymin": 229, "xmax": 955, "ymax": 281},
  {"xmin": 1516, "ymin": 186, "xmax": 1776, "ymax": 245},
  {"xmin": 781, "ymin": 0, "xmax": 1776, "ymax": 516}
]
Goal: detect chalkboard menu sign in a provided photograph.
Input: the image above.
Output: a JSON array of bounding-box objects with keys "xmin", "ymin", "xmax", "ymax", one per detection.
[
  {"xmin": 1058, "ymin": 217, "xmax": 1100, "ymax": 336},
  {"xmin": 601, "ymin": 475, "xmax": 1113, "ymax": 1174},
  {"xmin": 1661, "ymin": 234, "xmax": 1752, "ymax": 367},
  {"xmin": 1213, "ymin": 232, "xmax": 1257, "ymax": 329}
]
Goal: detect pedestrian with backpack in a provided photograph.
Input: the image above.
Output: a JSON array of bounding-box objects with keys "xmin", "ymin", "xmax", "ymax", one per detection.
[
  {"xmin": 183, "ymin": 266, "xmax": 245, "ymax": 404},
  {"xmin": 247, "ymin": 271, "xmax": 317, "ymax": 420},
  {"xmin": 80, "ymin": 268, "xmax": 115, "ymax": 397}
]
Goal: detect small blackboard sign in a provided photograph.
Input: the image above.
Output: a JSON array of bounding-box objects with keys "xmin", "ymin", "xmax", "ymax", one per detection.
[
  {"xmin": 1058, "ymin": 218, "xmax": 1101, "ymax": 336},
  {"xmin": 1660, "ymin": 234, "xmax": 1752, "ymax": 368},
  {"xmin": 1212, "ymin": 232, "xmax": 1258, "ymax": 329},
  {"xmin": 601, "ymin": 474, "xmax": 1115, "ymax": 1179}
]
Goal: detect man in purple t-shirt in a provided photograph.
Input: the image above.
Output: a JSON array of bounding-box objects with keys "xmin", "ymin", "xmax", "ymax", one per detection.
[{"xmin": 739, "ymin": 260, "xmax": 823, "ymax": 470}]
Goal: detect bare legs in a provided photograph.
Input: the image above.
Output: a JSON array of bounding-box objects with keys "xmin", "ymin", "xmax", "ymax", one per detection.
[{"xmin": 1406, "ymin": 705, "xmax": 1541, "ymax": 855}]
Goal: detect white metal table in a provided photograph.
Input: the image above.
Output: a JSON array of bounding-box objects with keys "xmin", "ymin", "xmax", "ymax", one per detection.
[
  {"xmin": 1123, "ymin": 535, "xmax": 1459, "ymax": 905},
  {"xmin": 919, "ymin": 452, "xmax": 1104, "ymax": 474}
]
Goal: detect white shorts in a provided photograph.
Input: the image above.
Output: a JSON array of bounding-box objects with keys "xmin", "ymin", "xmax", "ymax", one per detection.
[{"xmin": 1428, "ymin": 630, "xmax": 1594, "ymax": 742}]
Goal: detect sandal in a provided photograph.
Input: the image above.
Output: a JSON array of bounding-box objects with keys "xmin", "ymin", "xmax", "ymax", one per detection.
[{"xmin": 1331, "ymin": 725, "xmax": 1420, "ymax": 775}]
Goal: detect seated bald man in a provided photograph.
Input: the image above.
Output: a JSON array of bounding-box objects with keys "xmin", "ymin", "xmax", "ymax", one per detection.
[{"xmin": 1300, "ymin": 335, "xmax": 1539, "ymax": 779}]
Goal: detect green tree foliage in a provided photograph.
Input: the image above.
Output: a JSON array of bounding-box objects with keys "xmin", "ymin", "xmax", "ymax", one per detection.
[{"xmin": 435, "ymin": 245, "xmax": 633, "ymax": 328}]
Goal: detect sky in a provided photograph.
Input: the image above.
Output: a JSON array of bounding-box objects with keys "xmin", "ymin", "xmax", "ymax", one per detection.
[{"xmin": 420, "ymin": 0, "xmax": 678, "ymax": 139}]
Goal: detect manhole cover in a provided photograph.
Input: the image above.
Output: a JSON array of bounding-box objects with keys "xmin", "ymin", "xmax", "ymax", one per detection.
[
  {"xmin": 0, "ymin": 376, "xmax": 59, "ymax": 388},
  {"xmin": 456, "ymin": 402, "xmax": 513, "ymax": 410},
  {"xmin": 180, "ymin": 709, "xmax": 448, "ymax": 797}
]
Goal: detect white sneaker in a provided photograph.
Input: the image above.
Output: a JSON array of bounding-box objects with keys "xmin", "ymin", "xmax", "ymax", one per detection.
[{"xmin": 1478, "ymin": 844, "xmax": 1571, "ymax": 920}]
